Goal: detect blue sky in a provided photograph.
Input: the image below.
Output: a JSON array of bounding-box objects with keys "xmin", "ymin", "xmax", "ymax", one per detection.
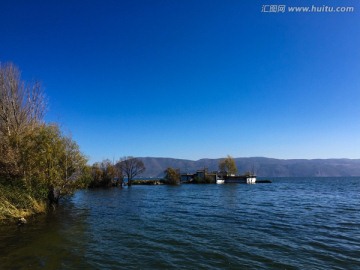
[{"xmin": 1, "ymin": 0, "xmax": 359, "ymax": 163}]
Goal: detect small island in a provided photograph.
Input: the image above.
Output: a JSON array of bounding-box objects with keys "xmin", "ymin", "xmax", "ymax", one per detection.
[{"xmin": 131, "ymin": 156, "xmax": 272, "ymax": 185}]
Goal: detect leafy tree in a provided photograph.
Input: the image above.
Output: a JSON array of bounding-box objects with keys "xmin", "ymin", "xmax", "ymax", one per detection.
[
  {"xmin": 98, "ymin": 159, "xmax": 114, "ymax": 187},
  {"xmin": 219, "ymin": 155, "xmax": 238, "ymax": 176},
  {"xmin": 193, "ymin": 175, "xmax": 214, "ymax": 184},
  {"xmin": 90, "ymin": 163, "xmax": 104, "ymax": 187},
  {"xmin": 19, "ymin": 124, "xmax": 88, "ymax": 203},
  {"xmin": 117, "ymin": 157, "xmax": 145, "ymax": 186},
  {"xmin": 89, "ymin": 159, "xmax": 121, "ymax": 188},
  {"xmin": 0, "ymin": 63, "xmax": 88, "ymax": 208},
  {"xmin": 164, "ymin": 167, "xmax": 180, "ymax": 185},
  {"xmin": 76, "ymin": 165, "xmax": 93, "ymax": 189}
]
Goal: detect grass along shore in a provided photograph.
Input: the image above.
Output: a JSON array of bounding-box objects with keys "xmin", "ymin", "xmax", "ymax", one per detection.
[{"xmin": 0, "ymin": 183, "xmax": 46, "ymax": 223}]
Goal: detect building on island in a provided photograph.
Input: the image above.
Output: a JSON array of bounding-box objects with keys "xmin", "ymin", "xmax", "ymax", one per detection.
[{"xmin": 180, "ymin": 169, "xmax": 256, "ymax": 184}]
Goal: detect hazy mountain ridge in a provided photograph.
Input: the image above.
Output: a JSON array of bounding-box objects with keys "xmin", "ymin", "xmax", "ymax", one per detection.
[{"xmin": 139, "ymin": 157, "xmax": 360, "ymax": 177}]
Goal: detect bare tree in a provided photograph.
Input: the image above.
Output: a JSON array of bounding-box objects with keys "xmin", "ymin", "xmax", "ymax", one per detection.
[
  {"xmin": 0, "ymin": 63, "xmax": 46, "ymax": 180},
  {"xmin": 0, "ymin": 63, "xmax": 89, "ymax": 210},
  {"xmin": 117, "ymin": 156, "xmax": 145, "ymax": 186},
  {"xmin": 0, "ymin": 63, "xmax": 46, "ymax": 138}
]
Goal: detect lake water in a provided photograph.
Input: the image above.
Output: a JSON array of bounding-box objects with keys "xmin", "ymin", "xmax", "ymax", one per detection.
[{"xmin": 1, "ymin": 177, "xmax": 360, "ymax": 269}]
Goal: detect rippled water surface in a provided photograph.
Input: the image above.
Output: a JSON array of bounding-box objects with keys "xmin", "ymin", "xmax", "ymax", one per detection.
[{"xmin": 1, "ymin": 178, "xmax": 360, "ymax": 269}]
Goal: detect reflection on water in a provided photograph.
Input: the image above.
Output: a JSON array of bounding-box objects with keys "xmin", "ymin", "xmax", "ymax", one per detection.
[
  {"xmin": 0, "ymin": 197, "xmax": 91, "ymax": 269},
  {"xmin": 1, "ymin": 178, "xmax": 360, "ymax": 269}
]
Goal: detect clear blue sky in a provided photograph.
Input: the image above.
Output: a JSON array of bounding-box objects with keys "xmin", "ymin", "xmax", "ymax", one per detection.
[{"xmin": 1, "ymin": 0, "xmax": 359, "ymax": 163}]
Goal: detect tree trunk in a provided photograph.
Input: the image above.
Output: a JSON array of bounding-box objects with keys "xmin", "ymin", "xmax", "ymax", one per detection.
[
  {"xmin": 119, "ymin": 178, "xmax": 123, "ymax": 188},
  {"xmin": 48, "ymin": 186, "xmax": 60, "ymax": 206}
]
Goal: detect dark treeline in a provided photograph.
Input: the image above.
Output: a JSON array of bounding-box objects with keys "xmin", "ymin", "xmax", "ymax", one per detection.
[
  {"xmin": 88, "ymin": 160, "xmax": 121, "ymax": 188},
  {"xmin": 88, "ymin": 157, "xmax": 146, "ymax": 188},
  {"xmin": 87, "ymin": 161, "xmax": 188, "ymax": 187},
  {"xmin": 87, "ymin": 156, "xmax": 241, "ymax": 187}
]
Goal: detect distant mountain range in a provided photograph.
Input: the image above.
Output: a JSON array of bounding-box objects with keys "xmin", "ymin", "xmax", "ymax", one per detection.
[{"xmin": 138, "ymin": 157, "xmax": 360, "ymax": 178}]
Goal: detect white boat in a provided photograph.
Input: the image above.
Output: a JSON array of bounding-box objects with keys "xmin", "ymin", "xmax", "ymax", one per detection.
[
  {"xmin": 216, "ymin": 179, "xmax": 225, "ymax": 184},
  {"xmin": 246, "ymin": 176, "xmax": 256, "ymax": 184}
]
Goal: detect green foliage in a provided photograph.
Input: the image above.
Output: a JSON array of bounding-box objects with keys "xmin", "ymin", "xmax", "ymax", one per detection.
[
  {"xmin": 76, "ymin": 165, "xmax": 93, "ymax": 189},
  {"xmin": 219, "ymin": 155, "xmax": 238, "ymax": 175},
  {"xmin": 89, "ymin": 160, "xmax": 121, "ymax": 188},
  {"xmin": 0, "ymin": 63, "xmax": 88, "ymax": 220},
  {"xmin": 164, "ymin": 167, "xmax": 180, "ymax": 185},
  {"xmin": 131, "ymin": 179, "xmax": 164, "ymax": 185},
  {"xmin": 193, "ymin": 176, "xmax": 203, "ymax": 184},
  {"xmin": 18, "ymin": 124, "xmax": 88, "ymax": 198},
  {"xmin": 193, "ymin": 175, "xmax": 214, "ymax": 184},
  {"xmin": 205, "ymin": 175, "xmax": 215, "ymax": 184},
  {"xmin": 0, "ymin": 181, "xmax": 46, "ymax": 222}
]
